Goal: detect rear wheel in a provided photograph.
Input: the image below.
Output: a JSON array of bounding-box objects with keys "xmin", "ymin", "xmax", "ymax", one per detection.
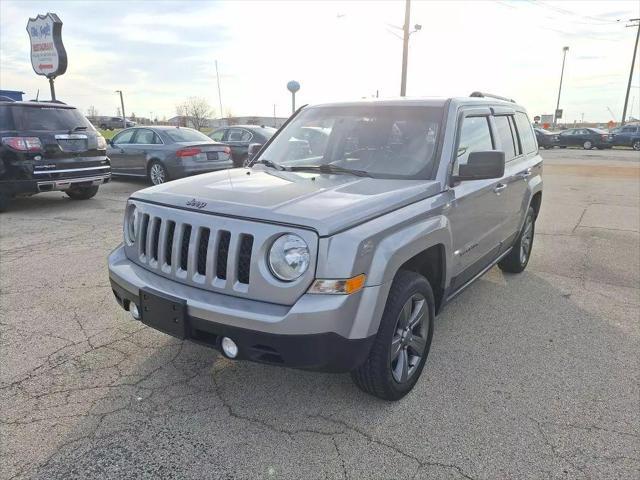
[
  {"xmin": 148, "ymin": 161, "xmax": 168, "ymax": 185},
  {"xmin": 499, "ymin": 207, "xmax": 535, "ymax": 273},
  {"xmin": 583, "ymin": 140, "xmax": 593, "ymax": 150},
  {"xmin": 632, "ymin": 140, "xmax": 640, "ymax": 151},
  {"xmin": 351, "ymin": 270, "xmax": 434, "ymax": 401},
  {"xmin": 65, "ymin": 185, "xmax": 99, "ymax": 200}
]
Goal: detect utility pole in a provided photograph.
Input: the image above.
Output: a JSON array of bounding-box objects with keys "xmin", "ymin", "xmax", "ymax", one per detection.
[
  {"xmin": 115, "ymin": 90, "xmax": 126, "ymax": 129},
  {"xmin": 400, "ymin": 0, "xmax": 411, "ymax": 96},
  {"xmin": 621, "ymin": 19, "xmax": 640, "ymax": 125},
  {"xmin": 553, "ymin": 46, "xmax": 569, "ymax": 128},
  {"xmin": 215, "ymin": 60, "xmax": 224, "ymax": 126}
]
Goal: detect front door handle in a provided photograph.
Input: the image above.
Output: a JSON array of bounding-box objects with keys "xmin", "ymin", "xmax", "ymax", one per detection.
[{"xmin": 494, "ymin": 183, "xmax": 507, "ymax": 194}]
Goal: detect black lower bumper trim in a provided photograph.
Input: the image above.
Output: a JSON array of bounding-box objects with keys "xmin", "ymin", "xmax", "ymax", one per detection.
[{"xmin": 110, "ymin": 279, "xmax": 374, "ymax": 373}]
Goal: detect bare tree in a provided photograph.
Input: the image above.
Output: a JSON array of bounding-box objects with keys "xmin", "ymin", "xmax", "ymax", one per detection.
[
  {"xmin": 177, "ymin": 97, "xmax": 213, "ymax": 130},
  {"xmin": 87, "ymin": 105, "xmax": 98, "ymax": 118}
]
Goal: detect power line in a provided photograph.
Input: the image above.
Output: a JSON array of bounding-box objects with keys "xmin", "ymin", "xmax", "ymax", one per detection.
[{"xmin": 528, "ymin": 0, "xmax": 622, "ymax": 25}]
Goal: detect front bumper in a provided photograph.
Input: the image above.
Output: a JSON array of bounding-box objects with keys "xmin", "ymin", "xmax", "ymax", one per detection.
[{"xmin": 108, "ymin": 245, "xmax": 381, "ymax": 372}]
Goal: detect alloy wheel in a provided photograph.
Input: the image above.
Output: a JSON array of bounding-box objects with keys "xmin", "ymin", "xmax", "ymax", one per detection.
[
  {"xmin": 390, "ymin": 294, "xmax": 428, "ymax": 384},
  {"xmin": 520, "ymin": 215, "xmax": 534, "ymax": 264},
  {"xmin": 633, "ymin": 141, "xmax": 640, "ymax": 151},
  {"xmin": 583, "ymin": 141, "xmax": 592, "ymax": 150},
  {"xmin": 150, "ymin": 164, "xmax": 166, "ymax": 185}
]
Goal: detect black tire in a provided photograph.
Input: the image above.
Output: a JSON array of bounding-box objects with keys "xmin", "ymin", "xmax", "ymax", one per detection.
[
  {"xmin": 583, "ymin": 140, "xmax": 593, "ymax": 150},
  {"xmin": 65, "ymin": 185, "xmax": 99, "ymax": 200},
  {"xmin": 632, "ymin": 140, "xmax": 640, "ymax": 151},
  {"xmin": 499, "ymin": 206, "xmax": 535, "ymax": 273},
  {"xmin": 351, "ymin": 270, "xmax": 435, "ymax": 401},
  {"xmin": 100, "ymin": 124, "xmax": 107, "ymax": 130},
  {"xmin": 148, "ymin": 161, "xmax": 168, "ymax": 185},
  {"xmin": 559, "ymin": 146, "xmax": 567, "ymax": 149}
]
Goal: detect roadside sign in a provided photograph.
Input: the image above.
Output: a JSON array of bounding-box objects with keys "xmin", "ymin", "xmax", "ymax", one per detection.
[
  {"xmin": 26, "ymin": 13, "xmax": 67, "ymax": 79},
  {"xmin": 555, "ymin": 109, "xmax": 563, "ymax": 119}
]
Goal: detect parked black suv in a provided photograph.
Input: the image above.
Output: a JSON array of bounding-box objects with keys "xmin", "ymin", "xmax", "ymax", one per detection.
[{"xmin": 0, "ymin": 100, "xmax": 111, "ymax": 211}]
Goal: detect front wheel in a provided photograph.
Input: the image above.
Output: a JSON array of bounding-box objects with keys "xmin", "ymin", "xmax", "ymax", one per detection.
[
  {"xmin": 499, "ymin": 206, "xmax": 535, "ymax": 273},
  {"xmin": 351, "ymin": 270, "xmax": 435, "ymax": 401},
  {"xmin": 65, "ymin": 185, "xmax": 99, "ymax": 200},
  {"xmin": 148, "ymin": 161, "xmax": 168, "ymax": 185},
  {"xmin": 632, "ymin": 140, "xmax": 640, "ymax": 151}
]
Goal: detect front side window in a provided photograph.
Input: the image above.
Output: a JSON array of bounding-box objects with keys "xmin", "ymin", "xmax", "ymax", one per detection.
[
  {"xmin": 257, "ymin": 105, "xmax": 443, "ymax": 179},
  {"xmin": 209, "ymin": 129, "xmax": 225, "ymax": 141},
  {"xmin": 454, "ymin": 116, "xmax": 493, "ymax": 175},
  {"xmin": 494, "ymin": 115, "xmax": 517, "ymax": 161},
  {"xmin": 514, "ymin": 112, "xmax": 537, "ymax": 154},
  {"xmin": 113, "ymin": 129, "xmax": 135, "ymax": 145}
]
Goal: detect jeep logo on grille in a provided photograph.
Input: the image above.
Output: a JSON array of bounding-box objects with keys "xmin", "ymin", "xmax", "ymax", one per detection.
[{"xmin": 186, "ymin": 198, "xmax": 207, "ymax": 209}]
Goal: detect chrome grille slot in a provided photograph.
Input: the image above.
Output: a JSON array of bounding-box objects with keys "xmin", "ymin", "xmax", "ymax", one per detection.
[
  {"xmin": 123, "ymin": 201, "xmax": 318, "ymax": 305},
  {"xmin": 165, "ymin": 221, "xmax": 176, "ymax": 266},
  {"xmin": 197, "ymin": 228, "xmax": 210, "ymax": 276},
  {"xmin": 139, "ymin": 214, "xmax": 150, "ymax": 257},
  {"xmin": 180, "ymin": 225, "xmax": 192, "ymax": 271},
  {"xmin": 151, "ymin": 218, "xmax": 161, "ymax": 261},
  {"xmin": 216, "ymin": 231, "xmax": 231, "ymax": 280},
  {"xmin": 238, "ymin": 234, "xmax": 254, "ymax": 284}
]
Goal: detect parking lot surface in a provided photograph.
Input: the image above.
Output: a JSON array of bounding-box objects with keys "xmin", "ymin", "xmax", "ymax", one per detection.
[{"xmin": 1, "ymin": 148, "xmax": 638, "ymax": 479}]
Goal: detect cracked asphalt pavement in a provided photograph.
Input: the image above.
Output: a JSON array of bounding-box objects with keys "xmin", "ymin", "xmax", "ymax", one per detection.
[{"xmin": 1, "ymin": 148, "xmax": 638, "ymax": 479}]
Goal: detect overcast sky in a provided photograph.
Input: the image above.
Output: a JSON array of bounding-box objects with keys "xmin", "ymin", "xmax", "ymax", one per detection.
[{"xmin": 1, "ymin": 0, "xmax": 639, "ymax": 123}]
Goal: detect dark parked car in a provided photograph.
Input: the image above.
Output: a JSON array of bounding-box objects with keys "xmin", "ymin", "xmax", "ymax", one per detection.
[
  {"xmin": 610, "ymin": 124, "xmax": 640, "ymax": 150},
  {"xmin": 534, "ymin": 128, "xmax": 559, "ymax": 149},
  {"xmin": 0, "ymin": 99, "xmax": 111, "ymax": 211},
  {"xmin": 557, "ymin": 128, "xmax": 613, "ymax": 150},
  {"xmin": 107, "ymin": 126, "xmax": 232, "ymax": 185},
  {"xmin": 99, "ymin": 117, "xmax": 136, "ymax": 130},
  {"xmin": 208, "ymin": 125, "xmax": 276, "ymax": 167}
]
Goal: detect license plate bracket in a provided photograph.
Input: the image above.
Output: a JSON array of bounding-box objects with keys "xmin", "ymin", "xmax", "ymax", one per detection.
[{"xmin": 139, "ymin": 288, "xmax": 187, "ymax": 339}]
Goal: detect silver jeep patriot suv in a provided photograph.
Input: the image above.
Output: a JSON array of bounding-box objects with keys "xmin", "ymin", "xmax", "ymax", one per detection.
[{"xmin": 108, "ymin": 93, "xmax": 542, "ymax": 400}]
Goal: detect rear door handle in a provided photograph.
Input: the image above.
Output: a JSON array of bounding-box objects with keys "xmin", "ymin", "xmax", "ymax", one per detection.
[
  {"xmin": 517, "ymin": 168, "xmax": 533, "ymax": 179},
  {"xmin": 494, "ymin": 183, "xmax": 507, "ymax": 194}
]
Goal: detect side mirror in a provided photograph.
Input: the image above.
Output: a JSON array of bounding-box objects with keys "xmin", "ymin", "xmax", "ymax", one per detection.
[
  {"xmin": 247, "ymin": 143, "xmax": 263, "ymax": 162},
  {"xmin": 454, "ymin": 151, "xmax": 505, "ymax": 182}
]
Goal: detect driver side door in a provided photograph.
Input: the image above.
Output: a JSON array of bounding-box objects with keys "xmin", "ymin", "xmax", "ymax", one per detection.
[{"xmin": 107, "ymin": 129, "xmax": 137, "ymax": 174}]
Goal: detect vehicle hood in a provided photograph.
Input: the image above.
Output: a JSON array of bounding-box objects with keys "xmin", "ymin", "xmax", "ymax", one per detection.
[{"xmin": 131, "ymin": 167, "xmax": 442, "ymax": 236}]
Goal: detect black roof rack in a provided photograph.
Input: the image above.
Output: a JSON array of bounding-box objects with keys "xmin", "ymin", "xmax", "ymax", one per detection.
[
  {"xmin": 0, "ymin": 96, "xmax": 16, "ymax": 102},
  {"xmin": 470, "ymin": 91, "xmax": 515, "ymax": 103}
]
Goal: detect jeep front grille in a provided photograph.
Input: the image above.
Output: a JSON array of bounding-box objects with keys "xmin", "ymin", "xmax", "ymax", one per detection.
[{"xmin": 124, "ymin": 201, "xmax": 318, "ymax": 305}]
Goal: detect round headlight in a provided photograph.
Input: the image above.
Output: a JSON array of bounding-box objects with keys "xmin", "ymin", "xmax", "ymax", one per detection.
[
  {"xmin": 268, "ymin": 234, "xmax": 310, "ymax": 281},
  {"xmin": 125, "ymin": 204, "xmax": 138, "ymax": 244}
]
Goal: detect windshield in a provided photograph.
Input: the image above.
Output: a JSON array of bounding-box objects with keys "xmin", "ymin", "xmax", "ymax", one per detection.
[
  {"xmin": 257, "ymin": 105, "xmax": 443, "ymax": 179},
  {"xmin": 14, "ymin": 106, "xmax": 95, "ymax": 131},
  {"xmin": 165, "ymin": 128, "xmax": 213, "ymax": 143}
]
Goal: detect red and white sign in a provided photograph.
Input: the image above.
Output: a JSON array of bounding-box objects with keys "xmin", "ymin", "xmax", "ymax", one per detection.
[{"xmin": 26, "ymin": 13, "xmax": 67, "ymax": 78}]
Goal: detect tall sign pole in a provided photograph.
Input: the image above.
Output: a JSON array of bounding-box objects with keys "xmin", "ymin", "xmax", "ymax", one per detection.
[
  {"xmin": 115, "ymin": 90, "xmax": 126, "ymax": 129},
  {"xmin": 621, "ymin": 19, "xmax": 640, "ymax": 125},
  {"xmin": 215, "ymin": 60, "xmax": 224, "ymax": 125},
  {"xmin": 26, "ymin": 13, "xmax": 67, "ymax": 101},
  {"xmin": 400, "ymin": 0, "xmax": 411, "ymax": 97},
  {"xmin": 553, "ymin": 46, "xmax": 569, "ymax": 128}
]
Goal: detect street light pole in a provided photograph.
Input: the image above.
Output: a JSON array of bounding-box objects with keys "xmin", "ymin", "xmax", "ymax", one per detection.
[
  {"xmin": 400, "ymin": 0, "xmax": 411, "ymax": 97},
  {"xmin": 621, "ymin": 19, "xmax": 640, "ymax": 125},
  {"xmin": 115, "ymin": 90, "xmax": 126, "ymax": 129},
  {"xmin": 553, "ymin": 46, "xmax": 569, "ymax": 128}
]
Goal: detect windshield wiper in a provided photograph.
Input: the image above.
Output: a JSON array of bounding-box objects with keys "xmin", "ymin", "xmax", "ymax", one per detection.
[
  {"xmin": 254, "ymin": 159, "xmax": 286, "ymax": 171},
  {"xmin": 288, "ymin": 164, "xmax": 371, "ymax": 177}
]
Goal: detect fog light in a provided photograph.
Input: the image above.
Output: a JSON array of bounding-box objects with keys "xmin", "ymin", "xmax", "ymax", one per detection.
[
  {"xmin": 129, "ymin": 303, "xmax": 141, "ymax": 320},
  {"xmin": 221, "ymin": 337, "xmax": 238, "ymax": 359}
]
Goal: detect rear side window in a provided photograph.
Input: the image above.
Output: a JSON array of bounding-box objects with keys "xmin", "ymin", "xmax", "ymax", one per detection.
[
  {"xmin": 454, "ymin": 116, "xmax": 493, "ymax": 174},
  {"xmin": 494, "ymin": 116, "xmax": 517, "ymax": 161},
  {"xmin": 0, "ymin": 106, "xmax": 15, "ymax": 130},
  {"xmin": 14, "ymin": 106, "xmax": 94, "ymax": 131},
  {"xmin": 209, "ymin": 129, "xmax": 225, "ymax": 141},
  {"xmin": 134, "ymin": 129, "xmax": 161, "ymax": 144},
  {"xmin": 514, "ymin": 112, "xmax": 537, "ymax": 154},
  {"xmin": 165, "ymin": 128, "xmax": 212, "ymax": 143}
]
